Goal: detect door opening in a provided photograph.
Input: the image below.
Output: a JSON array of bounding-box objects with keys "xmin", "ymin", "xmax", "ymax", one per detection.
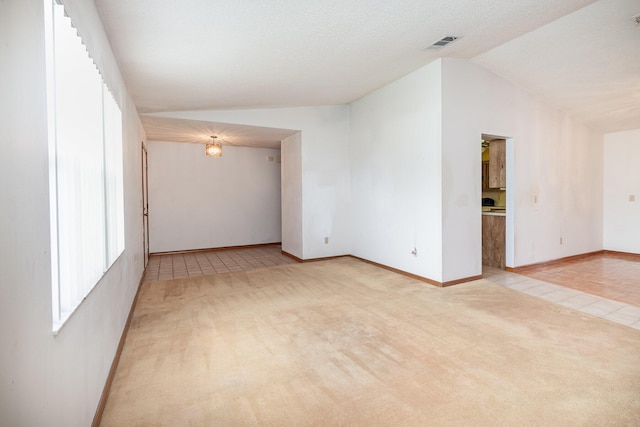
[{"xmin": 481, "ymin": 134, "xmax": 513, "ymax": 270}]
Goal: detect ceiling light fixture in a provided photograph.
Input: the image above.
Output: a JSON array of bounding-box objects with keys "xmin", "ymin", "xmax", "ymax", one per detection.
[{"xmin": 205, "ymin": 135, "xmax": 222, "ymax": 157}]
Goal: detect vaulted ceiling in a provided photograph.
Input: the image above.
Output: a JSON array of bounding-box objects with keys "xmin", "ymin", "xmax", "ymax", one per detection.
[{"xmin": 96, "ymin": 0, "xmax": 640, "ymax": 145}]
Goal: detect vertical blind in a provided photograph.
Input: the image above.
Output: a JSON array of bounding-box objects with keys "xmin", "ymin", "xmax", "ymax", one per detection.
[{"xmin": 45, "ymin": 0, "xmax": 125, "ymax": 331}]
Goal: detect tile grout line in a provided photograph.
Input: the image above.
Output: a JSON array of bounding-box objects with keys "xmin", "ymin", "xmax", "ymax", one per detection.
[
  {"xmin": 147, "ymin": 245, "xmax": 296, "ymax": 282},
  {"xmin": 485, "ymin": 271, "xmax": 640, "ymax": 330}
]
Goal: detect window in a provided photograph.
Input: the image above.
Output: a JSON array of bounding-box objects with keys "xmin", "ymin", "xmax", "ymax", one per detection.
[{"xmin": 44, "ymin": 0, "xmax": 125, "ymax": 332}]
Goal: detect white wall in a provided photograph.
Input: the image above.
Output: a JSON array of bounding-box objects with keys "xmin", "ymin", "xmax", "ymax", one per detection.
[
  {"xmin": 281, "ymin": 132, "xmax": 303, "ymax": 257},
  {"xmin": 148, "ymin": 141, "xmax": 282, "ymax": 253},
  {"xmin": 150, "ymin": 106, "xmax": 351, "ymax": 260},
  {"xmin": 0, "ymin": 1, "xmax": 144, "ymax": 425},
  {"xmin": 349, "ymin": 61, "xmax": 444, "ymax": 281},
  {"xmin": 603, "ymin": 129, "xmax": 640, "ymax": 253},
  {"xmin": 442, "ymin": 58, "xmax": 603, "ymax": 279},
  {"xmin": 347, "ymin": 57, "xmax": 603, "ymax": 283}
]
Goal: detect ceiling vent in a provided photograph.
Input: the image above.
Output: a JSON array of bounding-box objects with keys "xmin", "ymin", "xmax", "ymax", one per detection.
[
  {"xmin": 633, "ymin": 14, "xmax": 640, "ymax": 25},
  {"xmin": 425, "ymin": 36, "xmax": 459, "ymax": 50}
]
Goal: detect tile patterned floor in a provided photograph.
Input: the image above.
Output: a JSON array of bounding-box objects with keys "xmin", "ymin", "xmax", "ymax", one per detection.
[
  {"xmin": 515, "ymin": 252, "xmax": 640, "ymax": 307},
  {"xmin": 483, "ymin": 264, "xmax": 640, "ymax": 331},
  {"xmin": 143, "ymin": 244, "xmax": 297, "ymax": 282}
]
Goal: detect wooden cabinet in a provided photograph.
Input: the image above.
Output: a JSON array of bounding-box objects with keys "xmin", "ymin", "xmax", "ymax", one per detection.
[
  {"xmin": 488, "ymin": 139, "xmax": 506, "ymax": 188},
  {"xmin": 482, "ymin": 215, "xmax": 505, "ymax": 268},
  {"xmin": 482, "ymin": 161, "xmax": 490, "ymax": 191}
]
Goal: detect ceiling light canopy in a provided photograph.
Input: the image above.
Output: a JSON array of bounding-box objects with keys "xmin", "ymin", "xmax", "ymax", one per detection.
[{"xmin": 205, "ymin": 135, "xmax": 222, "ymax": 157}]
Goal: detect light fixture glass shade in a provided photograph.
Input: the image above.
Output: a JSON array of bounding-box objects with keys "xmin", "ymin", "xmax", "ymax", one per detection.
[
  {"xmin": 205, "ymin": 136, "xmax": 222, "ymax": 157},
  {"xmin": 205, "ymin": 143, "xmax": 222, "ymax": 157}
]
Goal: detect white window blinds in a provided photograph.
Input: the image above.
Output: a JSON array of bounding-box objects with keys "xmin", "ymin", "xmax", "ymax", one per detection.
[{"xmin": 45, "ymin": 0, "xmax": 125, "ymax": 331}]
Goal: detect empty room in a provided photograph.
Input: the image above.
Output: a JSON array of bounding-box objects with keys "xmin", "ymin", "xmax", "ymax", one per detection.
[{"xmin": 1, "ymin": 0, "xmax": 639, "ymax": 426}]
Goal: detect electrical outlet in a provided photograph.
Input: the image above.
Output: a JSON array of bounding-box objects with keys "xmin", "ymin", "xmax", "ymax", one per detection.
[
  {"xmin": 324, "ymin": 237, "xmax": 329, "ymax": 244},
  {"xmin": 411, "ymin": 247, "xmax": 417, "ymax": 256},
  {"xmin": 629, "ymin": 195, "xmax": 636, "ymax": 202},
  {"xmin": 560, "ymin": 237, "xmax": 563, "ymax": 245}
]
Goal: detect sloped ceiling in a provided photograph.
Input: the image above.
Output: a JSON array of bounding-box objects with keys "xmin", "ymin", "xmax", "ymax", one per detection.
[
  {"xmin": 96, "ymin": 0, "xmax": 639, "ymax": 145},
  {"xmin": 474, "ymin": 0, "xmax": 640, "ymax": 133}
]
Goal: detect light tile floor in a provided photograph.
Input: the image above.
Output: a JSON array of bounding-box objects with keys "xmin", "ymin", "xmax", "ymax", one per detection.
[
  {"xmin": 515, "ymin": 252, "xmax": 640, "ymax": 306},
  {"xmin": 483, "ymin": 266, "xmax": 640, "ymax": 331},
  {"xmin": 143, "ymin": 244, "xmax": 297, "ymax": 282}
]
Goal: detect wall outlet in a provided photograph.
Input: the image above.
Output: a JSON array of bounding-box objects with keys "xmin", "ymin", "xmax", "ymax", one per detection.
[
  {"xmin": 324, "ymin": 237, "xmax": 329, "ymax": 244},
  {"xmin": 629, "ymin": 195, "xmax": 636, "ymax": 202},
  {"xmin": 411, "ymin": 247, "xmax": 417, "ymax": 256},
  {"xmin": 560, "ymin": 237, "xmax": 563, "ymax": 245}
]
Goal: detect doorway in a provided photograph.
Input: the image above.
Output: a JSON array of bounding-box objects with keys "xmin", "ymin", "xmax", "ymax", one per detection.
[{"xmin": 481, "ymin": 134, "xmax": 513, "ymax": 269}]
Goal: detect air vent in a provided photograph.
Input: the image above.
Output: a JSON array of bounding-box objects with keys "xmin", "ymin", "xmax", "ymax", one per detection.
[
  {"xmin": 425, "ymin": 36, "xmax": 459, "ymax": 50},
  {"xmin": 633, "ymin": 14, "xmax": 640, "ymax": 25}
]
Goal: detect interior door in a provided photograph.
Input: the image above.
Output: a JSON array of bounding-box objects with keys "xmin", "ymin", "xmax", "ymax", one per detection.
[{"xmin": 141, "ymin": 141, "xmax": 149, "ymax": 267}]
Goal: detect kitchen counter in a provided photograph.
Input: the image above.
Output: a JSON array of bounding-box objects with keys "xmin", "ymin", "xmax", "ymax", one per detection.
[
  {"xmin": 482, "ymin": 211, "xmax": 506, "ymax": 217},
  {"xmin": 482, "ymin": 206, "xmax": 506, "ymax": 216}
]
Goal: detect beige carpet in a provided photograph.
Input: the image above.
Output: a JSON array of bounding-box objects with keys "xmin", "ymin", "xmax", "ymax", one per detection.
[{"xmin": 101, "ymin": 257, "xmax": 640, "ymax": 426}]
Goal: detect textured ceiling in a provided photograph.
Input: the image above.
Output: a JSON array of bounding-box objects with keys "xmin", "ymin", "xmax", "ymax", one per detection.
[
  {"xmin": 96, "ymin": 0, "xmax": 638, "ymax": 144},
  {"xmin": 474, "ymin": 0, "xmax": 640, "ymax": 133}
]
